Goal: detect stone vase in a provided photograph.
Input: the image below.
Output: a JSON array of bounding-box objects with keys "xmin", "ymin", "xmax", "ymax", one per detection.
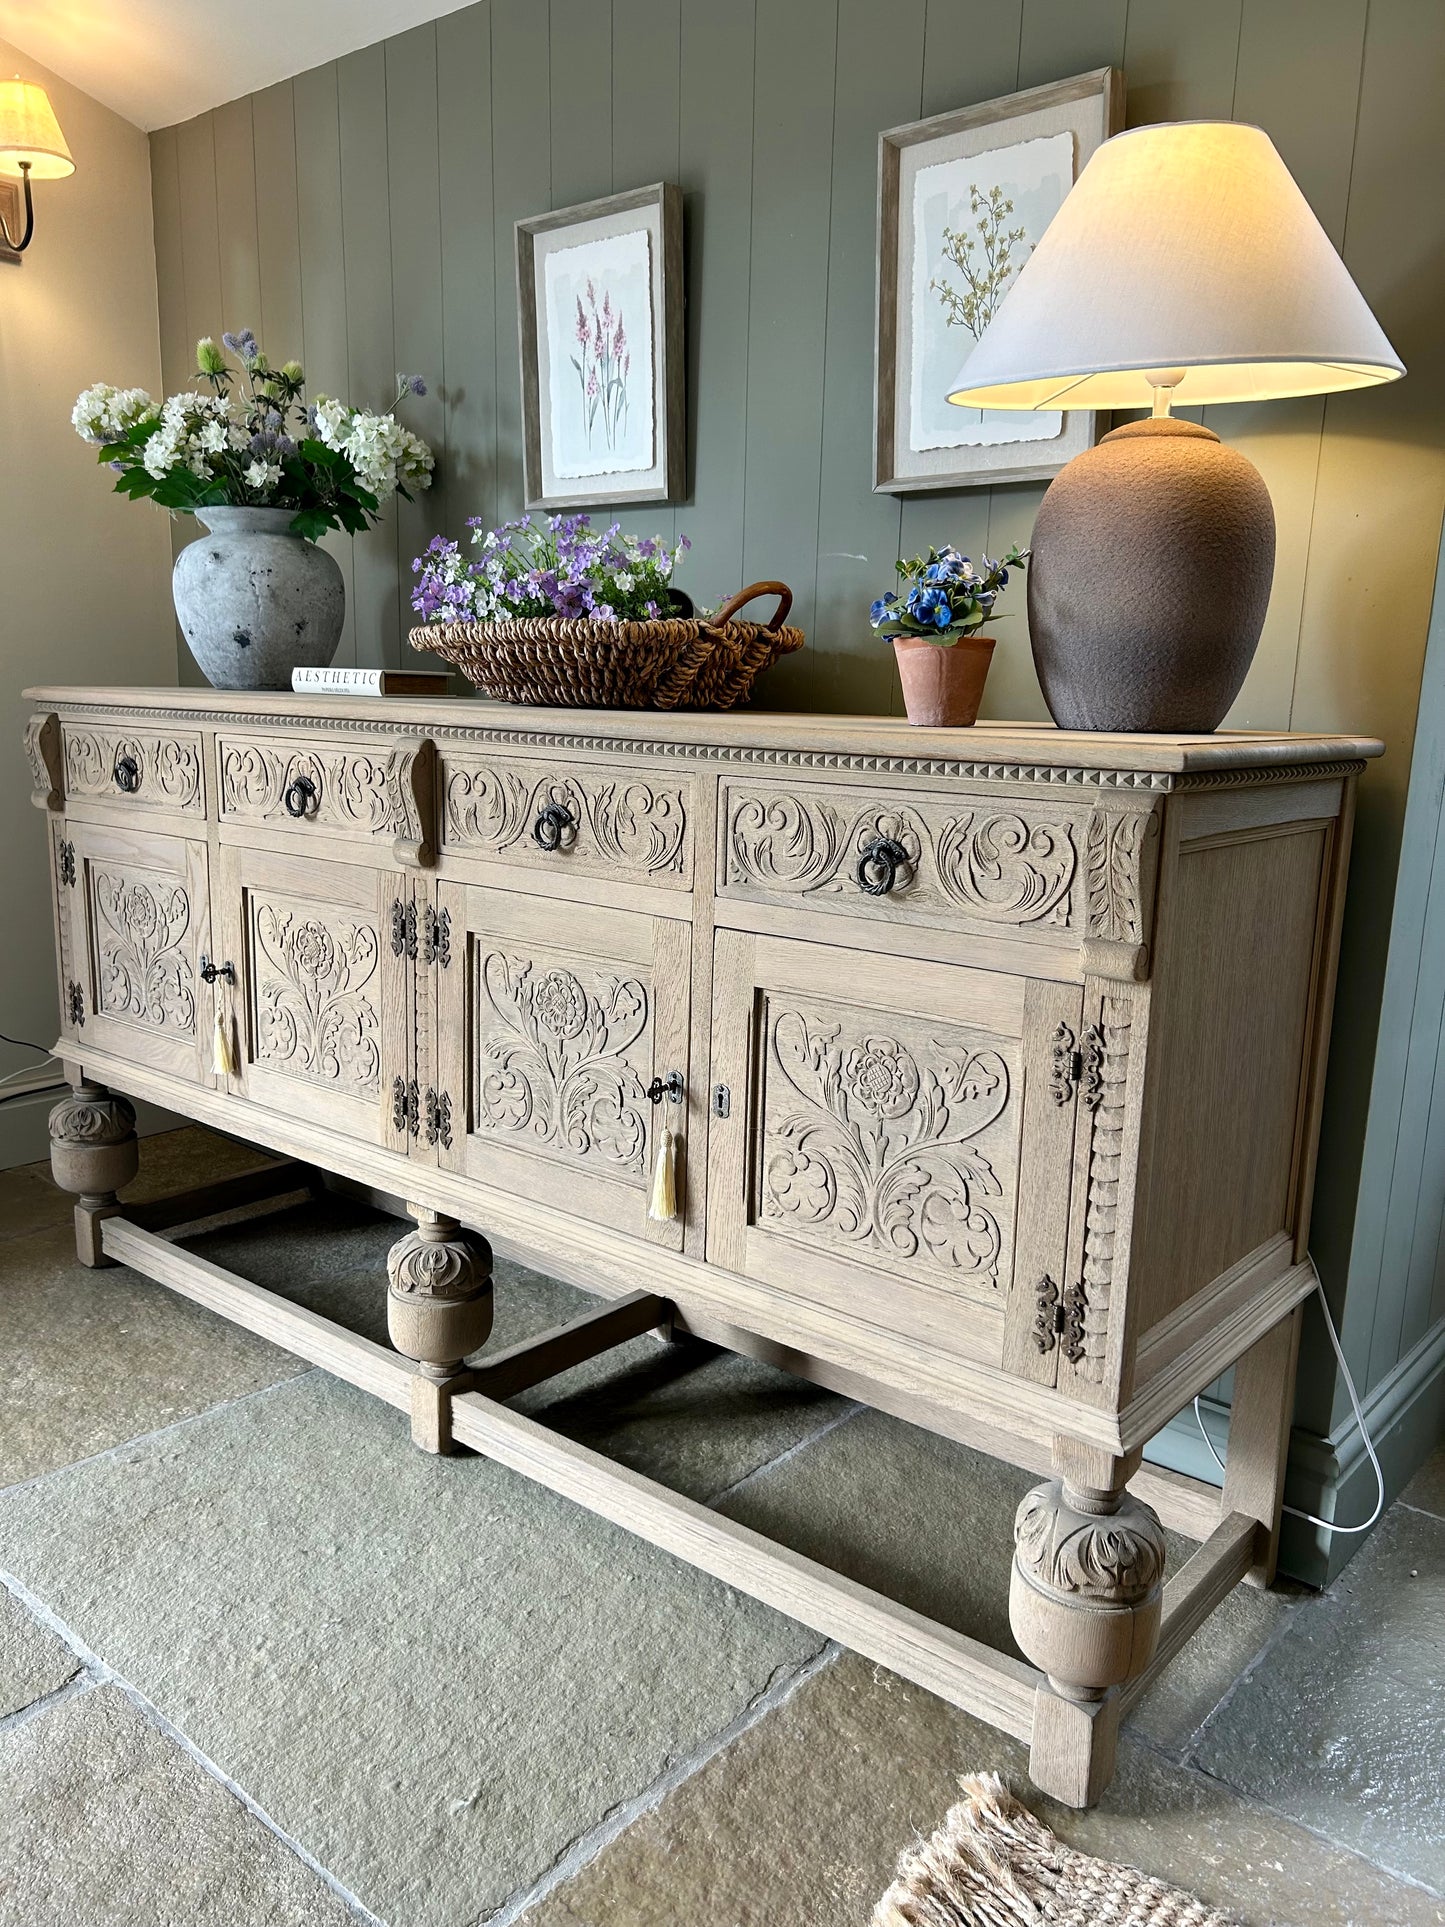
[
  {"xmin": 893, "ymin": 632, "xmax": 995, "ymax": 727},
  {"xmin": 172, "ymin": 506, "xmax": 345, "ymax": 691}
]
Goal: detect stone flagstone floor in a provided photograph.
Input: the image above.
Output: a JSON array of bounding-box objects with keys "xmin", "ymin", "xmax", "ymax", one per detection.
[{"xmin": 1, "ymin": 1126, "xmax": 1441, "ymax": 1927}]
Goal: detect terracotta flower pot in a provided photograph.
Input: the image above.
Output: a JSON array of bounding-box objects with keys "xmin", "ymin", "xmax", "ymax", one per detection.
[{"xmin": 893, "ymin": 632, "xmax": 995, "ymax": 727}]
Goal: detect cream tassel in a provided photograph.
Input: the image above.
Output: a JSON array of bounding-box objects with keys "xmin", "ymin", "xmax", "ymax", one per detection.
[
  {"xmin": 212, "ymin": 997, "xmax": 237, "ymax": 1077},
  {"xmin": 647, "ymin": 1124, "xmax": 678, "ymax": 1222}
]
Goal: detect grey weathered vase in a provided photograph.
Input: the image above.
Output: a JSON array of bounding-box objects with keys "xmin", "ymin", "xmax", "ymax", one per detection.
[
  {"xmin": 172, "ymin": 506, "xmax": 344, "ymax": 691},
  {"xmin": 1027, "ymin": 419, "xmax": 1276, "ymax": 733}
]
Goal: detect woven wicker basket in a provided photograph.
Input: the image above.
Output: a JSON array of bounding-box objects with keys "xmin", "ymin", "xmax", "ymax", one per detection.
[{"xmin": 410, "ymin": 582, "xmax": 803, "ymax": 710}]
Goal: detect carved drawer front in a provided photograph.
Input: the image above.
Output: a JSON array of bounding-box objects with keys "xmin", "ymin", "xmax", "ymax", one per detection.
[
  {"xmin": 441, "ymin": 753, "xmax": 694, "ymax": 891},
  {"xmin": 707, "ymin": 932, "xmax": 1082, "ymax": 1367},
  {"xmin": 718, "ymin": 777, "xmax": 1090, "ymax": 942},
  {"xmin": 435, "ymin": 882, "xmax": 691, "ymax": 1251},
  {"xmin": 62, "ymin": 723, "xmax": 204, "ymax": 817},
  {"xmin": 65, "ymin": 822, "xmax": 212, "ymax": 1083},
  {"xmin": 214, "ymin": 845, "xmax": 412, "ymax": 1152},
  {"xmin": 217, "ymin": 733, "xmax": 436, "ymax": 861}
]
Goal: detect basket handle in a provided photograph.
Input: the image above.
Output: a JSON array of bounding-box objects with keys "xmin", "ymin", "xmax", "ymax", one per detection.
[{"xmin": 711, "ymin": 581, "xmax": 793, "ymax": 631}]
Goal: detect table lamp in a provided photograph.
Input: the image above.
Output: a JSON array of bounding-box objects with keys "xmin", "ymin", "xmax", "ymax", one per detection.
[{"xmin": 948, "ymin": 121, "xmax": 1404, "ymax": 732}]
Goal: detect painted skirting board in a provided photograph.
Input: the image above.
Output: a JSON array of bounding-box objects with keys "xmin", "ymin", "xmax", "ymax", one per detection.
[{"xmin": 1146, "ymin": 1311, "xmax": 1445, "ymax": 1586}]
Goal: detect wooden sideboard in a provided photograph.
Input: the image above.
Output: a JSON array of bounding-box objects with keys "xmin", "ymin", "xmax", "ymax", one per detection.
[{"xmin": 24, "ymin": 688, "xmax": 1381, "ymax": 1805}]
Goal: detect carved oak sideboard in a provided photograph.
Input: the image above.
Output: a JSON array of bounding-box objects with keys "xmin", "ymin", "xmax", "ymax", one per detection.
[{"xmin": 24, "ymin": 689, "xmax": 1381, "ymax": 1805}]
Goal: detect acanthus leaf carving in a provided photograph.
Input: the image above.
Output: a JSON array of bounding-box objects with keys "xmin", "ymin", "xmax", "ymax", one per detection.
[
  {"xmin": 1084, "ymin": 804, "xmax": 1157, "ymax": 945},
  {"xmin": 63, "ymin": 728, "xmax": 202, "ymax": 812},
  {"xmin": 254, "ymin": 901, "xmax": 381, "ymax": 1091},
  {"xmin": 445, "ymin": 761, "xmax": 690, "ymax": 878},
  {"xmin": 474, "ymin": 950, "xmax": 652, "ymax": 1179},
  {"xmin": 220, "ymin": 740, "xmax": 422, "ymax": 843},
  {"xmin": 761, "ymin": 1001, "xmax": 1014, "ymax": 1289},
  {"xmin": 1013, "ymin": 1481, "xmax": 1165, "ymax": 1603},
  {"xmin": 93, "ymin": 870, "xmax": 195, "ymax": 1035}
]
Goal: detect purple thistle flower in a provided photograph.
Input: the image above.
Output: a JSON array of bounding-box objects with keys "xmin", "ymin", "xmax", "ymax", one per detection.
[{"xmin": 398, "ymin": 373, "xmax": 427, "ymax": 396}]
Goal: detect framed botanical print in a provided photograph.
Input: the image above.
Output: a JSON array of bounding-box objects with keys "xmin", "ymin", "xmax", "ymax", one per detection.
[
  {"xmin": 516, "ymin": 182, "xmax": 684, "ymax": 511},
  {"xmin": 874, "ymin": 68, "xmax": 1124, "ymax": 493}
]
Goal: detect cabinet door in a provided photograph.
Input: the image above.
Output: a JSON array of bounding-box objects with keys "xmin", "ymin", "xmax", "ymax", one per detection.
[
  {"xmin": 435, "ymin": 882, "xmax": 691, "ymax": 1250},
  {"xmin": 215, "ymin": 845, "xmax": 412, "ymax": 1152},
  {"xmin": 707, "ymin": 931, "xmax": 1081, "ymax": 1369},
  {"xmin": 67, "ymin": 819, "xmax": 212, "ymax": 1084}
]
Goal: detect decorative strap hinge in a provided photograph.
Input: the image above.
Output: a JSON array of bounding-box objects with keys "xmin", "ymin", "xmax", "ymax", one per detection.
[
  {"xmin": 392, "ymin": 1075, "xmax": 420, "ymax": 1138},
  {"xmin": 1049, "ymin": 1022, "xmax": 1080, "ymax": 1105},
  {"xmin": 1031, "ymin": 1274, "xmax": 1088, "ymax": 1363},
  {"xmin": 1080, "ymin": 1023, "xmax": 1106, "ymax": 1112},
  {"xmin": 422, "ymin": 905, "xmax": 451, "ymax": 969},
  {"xmin": 58, "ymin": 838, "xmax": 76, "ymax": 887},
  {"xmin": 390, "ymin": 898, "xmax": 418, "ymax": 961},
  {"xmin": 66, "ymin": 979, "xmax": 85, "ymax": 1027},
  {"xmin": 424, "ymin": 1086, "xmax": 452, "ymax": 1149}
]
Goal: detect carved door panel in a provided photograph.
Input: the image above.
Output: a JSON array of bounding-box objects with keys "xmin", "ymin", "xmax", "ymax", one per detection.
[
  {"xmin": 66, "ymin": 821, "xmax": 212, "ymax": 1083},
  {"xmin": 435, "ymin": 882, "xmax": 691, "ymax": 1251},
  {"xmin": 215, "ymin": 845, "xmax": 411, "ymax": 1152},
  {"xmin": 707, "ymin": 931, "xmax": 1082, "ymax": 1368}
]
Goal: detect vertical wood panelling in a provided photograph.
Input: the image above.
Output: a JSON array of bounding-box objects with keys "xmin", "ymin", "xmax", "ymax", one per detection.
[
  {"xmin": 491, "ymin": 0, "xmax": 552, "ymax": 522},
  {"xmin": 338, "ymin": 45, "xmax": 398, "ymax": 666},
  {"xmin": 293, "ymin": 62, "xmax": 357, "ymax": 666},
  {"xmin": 142, "ymin": 0, "xmax": 1445, "ymax": 1415},
  {"xmin": 675, "ymin": 0, "xmax": 756, "ymax": 610},
  {"xmin": 811, "ymin": 0, "xmax": 922, "ymax": 712},
  {"xmin": 386, "ymin": 26, "xmax": 448, "ymax": 619},
  {"xmin": 739, "ymin": 0, "xmax": 839, "ymax": 708},
  {"xmin": 252, "ymin": 82, "xmax": 305, "ymax": 362},
  {"xmin": 437, "ymin": 5, "xmax": 498, "ymax": 553}
]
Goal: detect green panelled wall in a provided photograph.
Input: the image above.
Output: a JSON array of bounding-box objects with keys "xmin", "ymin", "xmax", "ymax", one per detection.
[{"xmin": 149, "ymin": 0, "xmax": 1445, "ymax": 1477}]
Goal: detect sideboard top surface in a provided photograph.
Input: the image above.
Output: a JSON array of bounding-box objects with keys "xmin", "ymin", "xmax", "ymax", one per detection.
[{"xmin": 25, "ymin": 687, "xmax": 1383, "ymax": 778}]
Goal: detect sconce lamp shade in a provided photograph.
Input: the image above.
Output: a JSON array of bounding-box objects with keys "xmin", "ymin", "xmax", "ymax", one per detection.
[
  {"xmin": 0, "ymin": 80, "xmax": 74, "ymax": 181},
  {"xmin": 948, "ymin": 121, "xmax": 1402, "ymax": 411}
]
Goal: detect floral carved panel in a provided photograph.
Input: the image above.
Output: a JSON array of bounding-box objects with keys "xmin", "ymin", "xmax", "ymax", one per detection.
[
  {"xmin": 251, "ymin": 895, "xmax": 382, "ymax": 1093},
  {"xmin": 92, "ymin": 868, "xmax": 196, "ymax": 1036},
  {"xmin": 64, "ymin": 728, "xmax": 203, "ymax": 814},
  {"xmin": 723, "ymin": 784, "xmax": 1081, "ymax": 932},
  {"xmin": 758, "ymin": 993, "xmax": 1019, "ymax": 1295},
  {"xmin": 471, "ymin": 947, "xmax": 653, "ymax": 1185},
  {"xmin": 443, "ymin": 758, "xmax": 691, "ymax": 884}
]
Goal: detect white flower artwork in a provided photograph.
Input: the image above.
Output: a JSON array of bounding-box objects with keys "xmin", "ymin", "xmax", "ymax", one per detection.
[{"xmin": 543, "ymin": 227, "xmax": 656, "ymax": 480}]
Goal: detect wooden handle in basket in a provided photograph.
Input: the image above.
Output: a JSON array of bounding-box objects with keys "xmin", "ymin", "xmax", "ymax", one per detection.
[{"xmin": 712, "ymin": 581, "xmax": 793, "ymax": 631}]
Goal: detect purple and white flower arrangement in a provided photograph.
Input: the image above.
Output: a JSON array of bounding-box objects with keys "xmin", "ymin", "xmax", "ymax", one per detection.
[
  {"xmin": 72, "ymin": 331, "xmax": 434, "ymax": 542},
  {"xmin": 869, "ymin": 542, "xmax": 1028, "ymax": 644},
  {"xmin": 411, "ymin": 513, "xmax": 689, "ymax": 627}
]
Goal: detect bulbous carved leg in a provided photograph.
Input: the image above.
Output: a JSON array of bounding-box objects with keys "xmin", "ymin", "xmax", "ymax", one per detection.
[
  {"xmin": 386, "ymin": 1204, "xmax": 493, "ymax": 1454},
  {"xmin": 1009, "ymin": 1456, "xmax": 1166, "ymax": 1807},
  {"xmin": 48, "ymin": 1081, "xmax": 139, "ymax": 1267}
]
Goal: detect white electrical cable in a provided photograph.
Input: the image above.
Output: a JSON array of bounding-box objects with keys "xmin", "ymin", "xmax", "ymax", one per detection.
[
  {"xmin": 0, "ymin": 1054, "xmax": 58, "ymax": 1090},
  {"xmin": 1193, "ymin": 1277, "xmax": 1385, "ymax": 1536}
]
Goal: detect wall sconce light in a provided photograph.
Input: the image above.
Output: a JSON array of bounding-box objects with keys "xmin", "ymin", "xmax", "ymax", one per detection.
[{"xmin": 0, "ymin": 79, "xmax": 74, "ymax": 263}]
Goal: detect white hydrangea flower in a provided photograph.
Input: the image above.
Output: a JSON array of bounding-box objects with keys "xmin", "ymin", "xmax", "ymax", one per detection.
[
  {"xmin": 71, "ymin": 383, "xmax": 159, "ymax": 444},
  {"xmin": 313, "ymin": 396, "xmax": 351, "ymax": 446},
  {"xmin": 142, "ymin": 428, "xmax": 181, "ymax": 478}
]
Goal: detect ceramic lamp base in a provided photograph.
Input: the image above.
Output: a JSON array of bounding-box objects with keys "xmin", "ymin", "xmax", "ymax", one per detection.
[{"xmin": 1027, "ymin": 418, "xmax": 1276, "ymax": 733}]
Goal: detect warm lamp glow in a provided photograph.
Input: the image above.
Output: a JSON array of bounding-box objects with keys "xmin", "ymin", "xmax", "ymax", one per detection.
[
  {"xmin": 948, "ymin": 121, "xmax": 1403, "ymax": 411},
  {"xmin": 0, "ymin": 79, "xmax": 74, "ymax": 181}
]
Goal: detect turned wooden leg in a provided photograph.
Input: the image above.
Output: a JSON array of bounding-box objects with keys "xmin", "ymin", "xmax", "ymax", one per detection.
[
  {"xmin": 1221, "ymin": 1303, "xmax": 1303, "ymax": 1587},
  {"xmin": 48, "ymin": 1081, "xmax": 139, "ymax": 1267},
  {"xmin": 386, "ymin": 1203, "xmax": 493, "ymax": 1454},
  {"xmin": 1009, "ymin": 1441, "xmax": 1166, "ymax": 1807}
]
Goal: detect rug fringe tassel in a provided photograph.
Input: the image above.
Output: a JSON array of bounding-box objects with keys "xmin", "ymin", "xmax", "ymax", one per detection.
[{"xmin": 872, "ymin": 1776, "xmax": 1055, "ymax": 1927}]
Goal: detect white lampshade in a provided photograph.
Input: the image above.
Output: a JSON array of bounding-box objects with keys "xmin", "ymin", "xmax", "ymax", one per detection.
[
  {"xmin": 949, "ymin": 121, "xmax": 1403, "ymax": 411},
  {"xmin": 0, "ymin": 79, "xmax": 74, "ymax": 181}
]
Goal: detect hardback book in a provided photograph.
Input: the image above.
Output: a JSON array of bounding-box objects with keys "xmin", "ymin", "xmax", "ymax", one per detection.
[{"xmin": 291, "ymin": 667, "xmax": 452, "ymax": 696}]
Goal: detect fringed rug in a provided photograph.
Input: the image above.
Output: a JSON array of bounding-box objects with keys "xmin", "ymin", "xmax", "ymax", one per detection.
[{"xmin": 872, "ymin": 1774, "xmax": 1239, "ymax": 1927}]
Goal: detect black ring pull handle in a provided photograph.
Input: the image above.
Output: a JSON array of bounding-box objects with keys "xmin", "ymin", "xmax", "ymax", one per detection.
[
  {"xmin": 855, "ymin": 836, "xmax": 909, "ymax": 897},
  {"xmin": 112, "ymin": 753, "xmax": 141, "ymax": 794},
  {"xmin": 532, "ymin": 802, "xmax": 576, "ymax": 853},
  {"xmin": 284, "ymin": 773, "xmax": 319, "ymax": 819}
]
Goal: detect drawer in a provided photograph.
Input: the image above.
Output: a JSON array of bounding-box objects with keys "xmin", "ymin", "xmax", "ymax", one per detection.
[
  {"xmin": 719, "ymin": 776, "xmax": 1087, "ymax": 941},
  {"xmin": 62, "ymin": 723, "xmax": 205, "ymax": 817},
  {"xmin": 216, "ymin": 734, "xmax": 432, "ymax": 854},
  {"xmin": 441, "ymin": 753, "xmax": 694, "ymax": 890}
]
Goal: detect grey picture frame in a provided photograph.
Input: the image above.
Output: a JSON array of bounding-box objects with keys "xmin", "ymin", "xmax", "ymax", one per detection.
[
  {"xmin": 516, "ymin": 181, "xmax": 685, "ymax": 512},
  {"xmin": 873, "ymin": 67, "xmax": 1125, "ymax": 494}
]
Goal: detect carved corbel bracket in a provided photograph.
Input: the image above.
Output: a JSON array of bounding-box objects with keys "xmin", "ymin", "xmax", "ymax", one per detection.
[
  {"xmin": 391, "ymin": 735, "xmax": 439, "ymax": 869},
  {"xmin": 1082, "ymin": 796, "xmax": 1161, "ymax": 980},
  {"xmin": 26, "ymin": 711, "xmax": 64, "ymax": 812}
]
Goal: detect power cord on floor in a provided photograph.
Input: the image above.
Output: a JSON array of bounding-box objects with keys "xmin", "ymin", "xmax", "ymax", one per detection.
[
  {"xmin": 0, "ymin": 1028, "xmax": 52, "ymax": 1057},
  {"xmin": 1193, "ymin": 1275, "xmax": 1385, "ymax": 1537}
]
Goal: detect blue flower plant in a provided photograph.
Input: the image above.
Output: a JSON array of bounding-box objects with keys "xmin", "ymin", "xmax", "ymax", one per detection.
[{"xmin": 869, "ymin": 542, "xmax": 1028, "ymax": 645}]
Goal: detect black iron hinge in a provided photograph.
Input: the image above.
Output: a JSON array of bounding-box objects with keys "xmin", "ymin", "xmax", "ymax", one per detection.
[
  {"xmin": 1050, "ymin": 1020, "xmax": 1106, "ymax": 1112},
  {"xmin": 424, "ymin": 1086, "xmax": 452, "ymax": 1149},
  {"xmin": 66, "ymin": 979, "xmax": 84, "ymax": 1027},
  {"xmin": 390, "ymin": 899, "xmax": 418, "ymax": 961},
  {"xmin": 58, "ymin": 838, "xmax": 75, "ymax": 887},
  {"xmin": 392, "ymin": 1074, "xmax": 420, "ymax": 1138},
  {"xmin": 1032, "ymin": 1274, "xmax": 1088, "ymax": 1363},
  {"xmin": 422, "ymin": 904, "xmax": 451, "ymax": 970}
]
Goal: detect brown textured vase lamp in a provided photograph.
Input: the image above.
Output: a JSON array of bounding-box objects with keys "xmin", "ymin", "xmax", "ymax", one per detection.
[{"xmin": 949, "ymin": 121, "xmax": 1404, "ymax": 732}]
